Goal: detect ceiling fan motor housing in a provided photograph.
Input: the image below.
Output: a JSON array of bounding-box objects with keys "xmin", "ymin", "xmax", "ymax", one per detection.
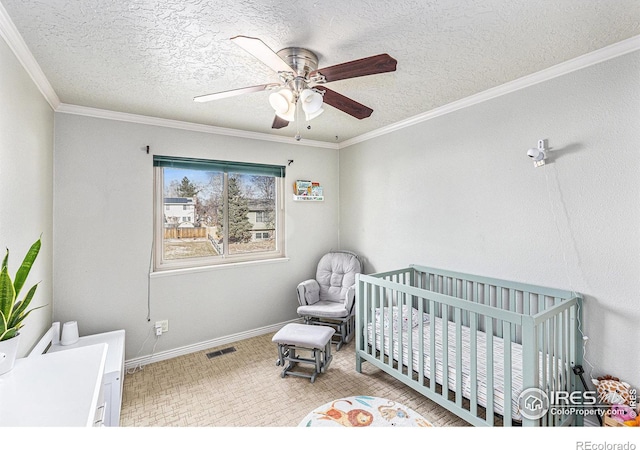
[{"xmin": 277, "ymin": 47, "xmax": 319, "ymax": 80}]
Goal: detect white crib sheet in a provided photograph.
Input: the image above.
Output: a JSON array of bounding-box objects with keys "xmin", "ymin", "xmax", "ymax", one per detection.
[{"xmin": 366, "ymin": 314, "xmax": 563, "ymax": 422}]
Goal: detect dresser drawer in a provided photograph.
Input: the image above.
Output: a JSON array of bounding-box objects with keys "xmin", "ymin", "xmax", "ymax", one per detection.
[{"xmin": 48, "ymin": 330, "xmax": 125, "ymax": 426}]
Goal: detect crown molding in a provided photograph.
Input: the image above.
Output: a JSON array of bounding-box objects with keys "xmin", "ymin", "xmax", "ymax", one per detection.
[
  {"xmin": 2, "ymin": 0, "xmax": 637, "ymax": 149},
  {"xmin": 0, "ymin": 1, "xmax": 59, "ymax": 110},
  {"xmin": 338, "ymin": 35, "xmax": 640, "ymax": 149},
  {"xmin": 56, "ymin": 103, "xmax": 339, "ymax": 149}
]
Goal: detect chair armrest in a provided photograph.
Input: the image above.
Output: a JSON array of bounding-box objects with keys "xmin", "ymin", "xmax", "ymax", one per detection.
[
  {"xmin": 297, "ymin": 279, "xmax": 320, "ymax": 306},
  {"xmin": 344, "ymin": 285, "xmax": 356, "ymax": 315}
]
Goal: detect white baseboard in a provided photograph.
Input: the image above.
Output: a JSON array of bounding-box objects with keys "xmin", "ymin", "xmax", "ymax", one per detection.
[{"xmin": 124, "ymin": 319, "xmax": 301, "ymax": 371}]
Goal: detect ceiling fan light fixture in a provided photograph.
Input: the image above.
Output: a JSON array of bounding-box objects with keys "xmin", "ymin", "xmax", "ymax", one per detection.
[
  {"xmin": 299, "ymin": 88, "xmax": 323, "ymax": 114},
  {"xmin": 274, "ymin": 107, "xmax": 296, "ymax": 122},
  {"xmin": 269, "ymin": 89, "xmax": 295, "ymax": 121},
  {"xmin": 305, "ymin": 107, "xmax": 324, "ymax": 121}
]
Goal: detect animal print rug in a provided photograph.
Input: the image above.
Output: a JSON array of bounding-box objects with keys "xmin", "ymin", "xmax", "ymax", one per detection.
[{"xmin": 298, "ymin": 396, "xmax": 434, "ymax": 427}]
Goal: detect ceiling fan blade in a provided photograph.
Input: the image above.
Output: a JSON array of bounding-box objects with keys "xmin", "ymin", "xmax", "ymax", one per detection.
[
  {"xmin": 319, "ymin": 87, "xmax": 373, "ymax": 119},
  {"xmin": 311, "ymin": 53, "xmax": 397, "ymax": 83},
  {"xmin": 230, "ymin": 35, "xmax": 296, "ymax": 74},
  {"xmin": 193, "ymin": 84, "xmax": 278, "ymax": 102},
  {"xmin": 271, "ymin": 115, "xmax": 289, "ymax": 129}
]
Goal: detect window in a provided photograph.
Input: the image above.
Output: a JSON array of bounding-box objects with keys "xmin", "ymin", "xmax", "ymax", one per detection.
[{"xmin": 153, "ymin": 156, "xmax": 285, "ymax": 271}]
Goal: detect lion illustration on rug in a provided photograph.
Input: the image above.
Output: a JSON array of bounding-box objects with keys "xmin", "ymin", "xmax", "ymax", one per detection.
[{"xmin": 314, "ymin": 399, "xmax": 374, "ymax": 427}]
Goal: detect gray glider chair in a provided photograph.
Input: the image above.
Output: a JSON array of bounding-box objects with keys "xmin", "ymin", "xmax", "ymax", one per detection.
[{"xmin": 296, "ymin": 251, "xmax": 363, "ymax": 350}]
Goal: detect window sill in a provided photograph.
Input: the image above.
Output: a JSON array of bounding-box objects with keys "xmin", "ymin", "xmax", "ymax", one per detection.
[{"xmin": 149, "ymin": 256, "xmax": 290, "ymax": 278}]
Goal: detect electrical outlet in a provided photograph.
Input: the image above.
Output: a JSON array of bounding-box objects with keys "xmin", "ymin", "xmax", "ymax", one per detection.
[{"xmin": 155, "ymin": 320, "xmax": 169, "ymax": 333}]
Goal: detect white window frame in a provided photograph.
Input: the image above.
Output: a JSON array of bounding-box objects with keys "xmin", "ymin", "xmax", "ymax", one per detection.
[{"xmin": 153, "ymin": 160, "xmax": 285, "ymax": 272}]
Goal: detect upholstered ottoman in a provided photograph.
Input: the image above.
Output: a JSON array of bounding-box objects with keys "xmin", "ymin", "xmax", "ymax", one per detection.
[{"xmin": 272, "ymin": 323, "xmax": 335, "ymax": 383}]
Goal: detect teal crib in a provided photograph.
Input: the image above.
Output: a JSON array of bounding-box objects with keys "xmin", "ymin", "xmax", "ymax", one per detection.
[{"xmin": 355, "ymin": 265, "xmax": 583, "ymax": 427}]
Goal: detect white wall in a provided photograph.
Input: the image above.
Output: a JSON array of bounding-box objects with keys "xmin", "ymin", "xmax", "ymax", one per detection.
[
  {"xmin": 339, "ymin": 51, "xmax": 640, "ymax": 388},
  {"xmin": 0, "ymin": 37, "xmax": 54, "ymax": 355},
  {"xmin": 53, "ymin": 114, "xmax": 340, "ymax": 360}
]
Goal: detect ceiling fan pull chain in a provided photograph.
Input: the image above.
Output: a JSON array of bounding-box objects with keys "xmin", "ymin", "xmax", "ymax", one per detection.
[{"xmin": 294, "ymin": 99, "xmax": 302, "ymax": 141}]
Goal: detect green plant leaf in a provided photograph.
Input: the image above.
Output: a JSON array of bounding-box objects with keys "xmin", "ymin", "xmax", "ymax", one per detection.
[
  {"xmin": 14, "ymin": 238, "xmax": 40, "ymax": 298},
  {"xmin": 7, "ymin": 305, "xmax": 44, "ymax": 333},
  {"xmin": 0, "ymin": 326, "xmax": 18, "ymax": 341},
  {"xmin": 0, "ymin": 311, "xmax": 17, "ymax": 341},
  {"xmin": 0, "ymin": 237, "xmax": 43, "ymax": 342},
  {"xmin": 8, "ymin": 283, "xmax": 39, "ymax": 329},
  {"xmin": 0, "ymin": 310, "xmax": 7, "ymax": 337},
  {"xmin": 0, "ymin": 266, "xmax": 16, "ymax": 321},
  {"xmin": 1, "ymin": 248, "xmax": 7, "ymax": 272}
]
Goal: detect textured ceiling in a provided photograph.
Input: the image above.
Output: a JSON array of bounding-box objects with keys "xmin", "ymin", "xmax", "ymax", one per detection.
[{"xmin": 2, "ymin": 0, "xmax": 639, "ymax": 143}]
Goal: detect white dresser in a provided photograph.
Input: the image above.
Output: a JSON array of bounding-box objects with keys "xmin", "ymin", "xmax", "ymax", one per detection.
[
  {"xmin": 48, "ymin": 330, "xmax": 125, "ymax": 427},
  {"xmin": 0, "ymin": 344, "xmax": 108, "ymax": 426}
]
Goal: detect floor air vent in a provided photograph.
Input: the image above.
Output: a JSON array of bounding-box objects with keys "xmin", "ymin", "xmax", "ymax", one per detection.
[{"xmin": 206, "ymin": 347, "xmax": 236, "ymax": 359}]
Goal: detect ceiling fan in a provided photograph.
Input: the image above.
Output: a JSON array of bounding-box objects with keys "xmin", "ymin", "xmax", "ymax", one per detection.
[{"xmin": 194, "ymin": 36, "xmax": 397, "ymax": 135}]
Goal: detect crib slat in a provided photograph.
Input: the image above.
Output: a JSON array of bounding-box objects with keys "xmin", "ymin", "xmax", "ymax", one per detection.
[
  {"xmin": 406, "ymin": 292, "xmax": 414, "ymax": 377},
  {"xmin": 395, "ymin": 289, "xmax": 403, "ymax": 372},
  {"xmin": 552, "ymin": 316, "xmax": 562, "ymax": 425},
  {"xmin": 442, "ymin": 303, "xmax": 449, "ymax": 396},
  {"xmin": 417, "ymin": 295, "xmax": 425, "ymax": 386},
  {"xmin": 429, "ymin": 299, "xmax": 437, "ymax": 393},
  {"xmin": 387, "ymin": 288, "xmax": 395, "ymax": 369},
  {"xmin": 571, "ymin": 301, "xmax": 584, "ymax": 427},
  {"xmin": 541, "ymin": 321, "xmax": 548, "ymax": 400},
  {"xmin": 363, "ymin": 279, "xmax": 369, "ymax": 351},
  {"xmin": 548, "ymin": 316, "xmax": 556, "ymax": 427},
  {"xmin": 503, "ymin": 321, "xmax": 513, "ymax": 426},
  {"xmin": 368, "ymin": 281, "xmax": 374, "ymax": 354},
  {"xmin": 521, "ymin": 316, "xmax": 538, "ymax": 426},
  {"xmin": 563, "ymin": 309, "xmax": 570, "ymax": 391},
  {"xmin": 375, "ymin": 285, "xmax": 384, "ymax": 364},
  {"xmin": 496, "ymin": 287, "xmax": 503, "ymax": 338},
  {"xmin": 462, "ymin": 280, "xmax": 469, "ymax": 327},
  {"xmin": 470, "ymin": 311, "xmax": 478, "ymax": 416},
  {"xmin": 455, "ymin": 308, "xmax": 463, "ymax": 408},
  {"xmin": 485, "ymin": 316, "xmax": 494, "ymax": 425},
  {"xmin": 551, "ymin": 313, "xmax": 558, "ymax": 393},
  {"xmin": 484, "ymin": 284, "xmax": 490, "ymax": 309},
  {"xmin": 355, "ymin": 276, "xmax": 363, "ymax": 372}
]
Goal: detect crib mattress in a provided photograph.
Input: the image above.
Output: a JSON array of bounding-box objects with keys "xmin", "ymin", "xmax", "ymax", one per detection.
[{"xmin": 366, "ymin": 315, "xmax": 548, "ymax": 422}]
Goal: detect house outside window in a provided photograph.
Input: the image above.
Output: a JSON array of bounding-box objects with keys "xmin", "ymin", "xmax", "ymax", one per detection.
[
  {"xmin": 153, "ymin": 156, "xmax": 285, "ymax": 271},
  {"xmin": 164, "ymin": 197, "xmax": 195, "ymax": 226}
]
